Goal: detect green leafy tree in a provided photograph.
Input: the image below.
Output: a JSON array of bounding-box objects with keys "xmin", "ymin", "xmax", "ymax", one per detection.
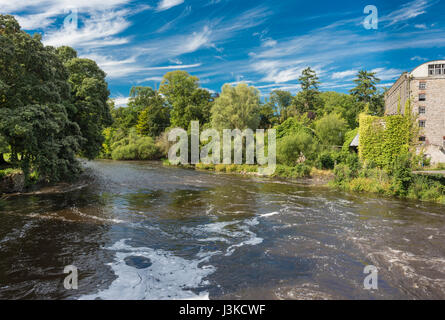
[
  {"xmin": 60, "ymin": 50, "xmax": 113, "ymax": 159},
  {"xmin": 314, "ymin": 113, "xmax": 348, "ymax": 147},
  {"xmin": 350, "ymin": 70, "xmax": 384, "ymax": 116},
  {"xmin": 270, "ymin": 90, "xmax": 293, "ymax": 122},
  {"xmin": 0, "ymin": 15, "xmax": 83, "ymax": 181},
  {"xmin": 320, "ymin": 91, "xmax": 364, "ymax": 128},
  {"xmin": 130, "ymin": 87, "xmax": 170, "ymax": 137},
  {"xmin": 293, "ymin": 67, "xmax": 322, "ymax": 114},
  {"xmin": 160, "ymin": 71, "xmax": 212, "ymax": 129},
  {"xmin": 211, "ymin": 83, "xmax": 261, "ymax": 130},
  {"xmin": 277, "ymin": 132, "xmax": 319, "ymax": 166},
  {"xmin": 258, "ymin": 102, "xmax": 278, "ymax": 129}
]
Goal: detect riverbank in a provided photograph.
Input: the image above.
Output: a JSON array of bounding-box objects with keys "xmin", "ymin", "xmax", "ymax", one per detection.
[
  {"xmin": 162, "ymin": 161, "xmax": 335, "ymax": 185},
  {"xmin": 331, "ymin": 163, "xmax": 445, "ymax": 205},
  {"xmin": 162, "ymin": 160, "xmax": 445, "ymax": 205},
  {"xmin": 0, "ymin": 165, "xmax": 92, "ymax": 197}
]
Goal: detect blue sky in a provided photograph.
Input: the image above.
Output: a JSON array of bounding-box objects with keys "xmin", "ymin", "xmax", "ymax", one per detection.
[{"xmin": 2, "ymin": 0, "xmax": 445, "ymax": 106}]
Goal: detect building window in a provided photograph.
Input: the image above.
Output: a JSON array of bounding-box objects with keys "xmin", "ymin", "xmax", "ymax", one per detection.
[
  {"xmin": 419, "ymin": 106, "xmax": 426, "ymax": 114},
  {"xmin": 419, "ymin": 120, "xmax": 426, "ymax": 128},
  {"xmin": 419, "ymin": 94, "xmax": 426, "ymax": 101},
  {"xmin": 428, "ymin": 64, "xmax": 445, "ymax": 76},
  {"xmin": 419, "ymin": 82, "xmax": 426, "ymax": 90},
  {"xmin": 419, "ymin": 136, "xmax": 426, "ymax": 142}
]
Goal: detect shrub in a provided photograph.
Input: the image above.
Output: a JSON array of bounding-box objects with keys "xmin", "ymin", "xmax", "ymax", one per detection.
[
  {"xmin": 314, "ymin": 113, "xmax": 348, "ymax": 147},
  {"xmin": 215, "ymin": 164, "xmax": 227, "ymax": 172},
  {"xmin": 333, "ymin": 163, "xmax": 353, "ymax": 184},
  {"xmin": 277, "ymin": 132, "xmax": 319, "ymax": 166},
  {"xmin": 389, "ymin": 152, "xmax": 413, "ymax": 196},
  {"xmin": 316, "ymin": 151, "xmax": 335, "ymax": 170},
  {"xmin": 111, "ymin": 134, "xmax": 160, "ymax": 161}
]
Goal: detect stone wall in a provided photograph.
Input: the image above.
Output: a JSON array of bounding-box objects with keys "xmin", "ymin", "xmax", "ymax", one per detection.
[
  {"xmin": 384, "ymin": 73, "xmax": 410, "ymax": 115},
  {"xmin": 410, "ymin": 77, "xmax": 445, "ymax": 147}
]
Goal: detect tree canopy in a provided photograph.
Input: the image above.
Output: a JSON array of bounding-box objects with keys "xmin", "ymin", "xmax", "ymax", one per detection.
[
  {"xmin": 211, "ymin": 83, "xmax": 261, "ymax": 130},
  {"xmin": 0, "ymin": 15, "xmax": 111, "ymax": 182},
  {"xmin": 160, "ymin": 70, "xmax": 212, "ymax": 129}
]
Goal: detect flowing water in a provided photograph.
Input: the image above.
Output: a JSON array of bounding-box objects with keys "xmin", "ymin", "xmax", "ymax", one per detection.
[{"xmin": 1, "ymin": 160, "xmax": 445, "ymax": 300}]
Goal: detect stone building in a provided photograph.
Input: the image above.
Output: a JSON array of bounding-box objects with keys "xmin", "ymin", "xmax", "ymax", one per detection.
[{"xmin": 384, "ymin": 60, "xmax": 445, "ymax": 163}]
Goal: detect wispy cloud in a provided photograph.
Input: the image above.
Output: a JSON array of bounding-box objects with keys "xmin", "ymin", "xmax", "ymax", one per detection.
[
  {"xmin": 157, "ymin": 0, "xmax": 184, "ymax": 12},
  {"xmin": 381, "ymin": 0, "xmax": 435, "ymax": 27},
  {"xmin": 332, "ymin": 69, "xmax": 357, "ymax": 79}
]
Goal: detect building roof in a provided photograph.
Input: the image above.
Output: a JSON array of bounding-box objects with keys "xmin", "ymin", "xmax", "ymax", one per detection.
[{"xmin": 350, "ymin": 134, "xmax": 359, "ymax": 147}]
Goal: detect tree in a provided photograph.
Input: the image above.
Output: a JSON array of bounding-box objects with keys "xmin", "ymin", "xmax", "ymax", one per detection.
[
  {"xmin": 293, "ymin": 67, "xmax": 322, "ymax": 114},
  {"xmin": 350, "ymin": 70, "xmax": 384, "ymax": 116},
  {"xmin": 211, "ymin": 83, "xmax": 261, "ymax": 130},
  {"xmin": 270, "ymin": 90, "xmax": 293, "ymax": 122},
  {"xmin": 314, "ymin": 113, "xmax": 348, "ymax": 147},
  {"xmin": 320, "ymin": 91, "xmax": 364, "ymax": 128},
  {"xmin": 159, "ymin": 71, "xmax": 212, "ymax": 129},
  {"xmin": 0, "ymin": 133, "xmax": 8, "ymax": 164},
  {"xmin": 0, "ymin": 15, "xmax": 82, "ymax": 181},
  {"xmin": 132, "ymin": 86, "xmax": 170, "ymax": 137},
  {"xmin": 277, "ymin": 132, "xmax": 319, "ymax": 166},
  {"xmin": 258, "ymin": 103, "xmax": 277, "ymax": 129},
  {"xmin": 61, "ymin": 53, "xmax": 113, "ymax": 159}
]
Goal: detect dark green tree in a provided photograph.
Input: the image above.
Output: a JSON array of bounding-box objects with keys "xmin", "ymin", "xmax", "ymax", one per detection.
[
  {"xmin": 0, "ymin": 15, "xmax": 82, "ymax": 181},
  {"xmin": 160, "ymin": 71, "xmax": 212, "ymax": 129},
  {"xmin": 293, "ymin": 67, "xmax": 322, "ymax": 114},
  {"xmin": 350, "ymin": 70, "xmax": 384, "ymax": 116},
  {"xmin": 132, "ymin": 86, "xmax": 170, "ymax": 137},
  {"xmin": 61, "ymin": 52, "xmax": 113, "ymax": 159}
]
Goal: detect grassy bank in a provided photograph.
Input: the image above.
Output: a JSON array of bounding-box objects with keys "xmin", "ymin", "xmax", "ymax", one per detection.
[
  {"xmin": 330, "ymin": 161, "xmax": 445, "ymax": 205},
  {"xmin": 163, "ymin": 161, "xmax": 334, "ymax": 183}
]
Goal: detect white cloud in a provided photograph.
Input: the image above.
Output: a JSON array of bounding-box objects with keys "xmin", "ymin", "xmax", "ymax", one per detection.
[
  {"xmin": 183, "ymin": 26, "xmax": 212, "ymax": 53},
  {"xmin": 43, "ymin": 9, "xmax": 132, "ymax": 48},
  {"xmin": 381, "ymin": 0, "xmax": 434, "ymax": 27},
  {"xmin": 262, "ymin": 39, "xmax": 277, "ymax": 48},
  {"xmin": 371, "ymin": 68, "xmax": 404, "ymax": 81},
  {"xmin": 414, "ymin": 24, "xmax": 428, "ymax": 29},
  {"xmin": 113, "ymin": 96, "xmax": 130, "ymax": 107},
  {"xmin": 1, "ymin": 0, "xmax": 135, "ymax": 29},
  {"xmin": 411, "ymin": 56, "xmax": 428, "ymax": 61},
  {"xmin": 157, "ymin": 0, "xmax": 184, "ymax": 11},
  {"xmin": 332, "ymin": 69, "xmax": 357, "ymax": 79}
]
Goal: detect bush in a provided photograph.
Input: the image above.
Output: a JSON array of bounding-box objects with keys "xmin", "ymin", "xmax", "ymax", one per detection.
[
  {"xmin": 273, "ymin": 164, "xmax": 311, "ymax": 178},
  {"xmin": 333, "ymin": 163, "xmax": 353, "ymax": 184},
  {"xmin": 314, "ymin": 113, "xmax": 348, "ymax": 147},
  {"xmin": 277, "ymin": 132, "xmax": 318, "ymax": 166},
  {"xmin": 316, "ymin": 151, "xmax": 335, "ymax": 170},
  {"xmin": 389, "ymin": 152, "xmax": 413, "ymax": 196},
  {"xmin": 111, "ymin": 134, "xmax": 160, "ymax": 161}
]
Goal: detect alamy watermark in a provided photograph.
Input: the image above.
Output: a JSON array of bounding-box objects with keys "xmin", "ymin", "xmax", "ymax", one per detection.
[
  {"xmin": 168, "ymin": 121, "xmax": 277, "ymax": 175},
  {"xmin": 363, "ymin": 265, "xmax": 378, "ymax": 290},
  {"xmin": 64, "ymin": 265, "xmax": 78, "ymax": 290},
  {"xmin": 363, "ymin": 5, "xmax": 378, "ymax": 30}
]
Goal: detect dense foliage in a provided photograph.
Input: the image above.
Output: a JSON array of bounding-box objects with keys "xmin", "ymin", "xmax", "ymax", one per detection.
[
  {"xmin": 359, "ymin": 114, "xmax": 413, "ymax": 168},
  {"xmin": 0, "ymin": 15, "xmax": 111, "ymax": 183}
]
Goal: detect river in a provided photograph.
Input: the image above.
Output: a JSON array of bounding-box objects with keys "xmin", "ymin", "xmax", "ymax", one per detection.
[{"xmin": 1, "ymin": 160, "xmax": 445, "ymax": 300}]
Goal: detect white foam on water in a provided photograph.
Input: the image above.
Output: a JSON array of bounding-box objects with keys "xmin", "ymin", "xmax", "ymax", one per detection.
[
  {"xmin": 182, "ymin": 217, "xmax": 264, "ymax": 257},
  {"xmin": 260, "ymin": 211, "xmax": 280, "ymax": 218},
  {"xmin": 79, "ymin": 239, "xmax": 215, "ymax": 300},
  {"xmin": 71, "ymin": 206, "xmax": 125, "ymax": 224}
]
